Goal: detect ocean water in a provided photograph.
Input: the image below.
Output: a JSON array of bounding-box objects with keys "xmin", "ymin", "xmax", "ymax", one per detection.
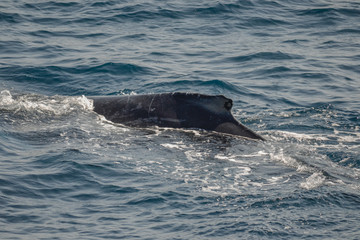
[{"xmin": 1, "ymin": 0, "xmax": 360, "ymax": 239}]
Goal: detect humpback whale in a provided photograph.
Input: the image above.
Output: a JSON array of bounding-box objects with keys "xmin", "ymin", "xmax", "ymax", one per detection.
[{"xmin": 88, "ymin": 93, "xmax": 264, "ymax": 140}]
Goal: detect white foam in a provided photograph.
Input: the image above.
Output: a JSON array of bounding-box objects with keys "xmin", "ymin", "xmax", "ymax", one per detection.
[
  {"xmin": 0, "ymin": 90, "xmax": 15, "ymax": 105},
  {"xmin": 76, "ymin": 95, "xmax": 93, "ymax": 111},
  {"xmin": 185, "ymin": 150, "xmax": 205, "ymax": 161},
  {"xmin": 161, "ymin": 142, "xmax": 187, "ymax": 150},
  {"xmin": 269, "ymin": 148, "xmax": 310, "ymax": 172},
  {"xmin": 0, "ymin": 90, "xmax": 94, "ymax": 117},
  {"xmin": 300, "ymin": 172, "xmax": 326, "ymax": 189},
  {"xmin": 273, "ymin": 130, "xmax": 329, "ymax": 141},
  {"xmin": 215, "ymin": 154, "xmax": 238, "ymax": 162}
]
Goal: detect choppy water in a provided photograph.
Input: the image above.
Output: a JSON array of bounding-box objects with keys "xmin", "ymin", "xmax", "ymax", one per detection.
[{"xmin": 1, "ymin": 0, "xmax": 360, "ymax": 239}]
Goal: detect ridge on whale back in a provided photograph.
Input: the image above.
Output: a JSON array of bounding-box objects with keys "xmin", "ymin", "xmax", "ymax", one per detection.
[{"xmin": 88, "ymin": 92, "xmax": 264, "ymax": 140}]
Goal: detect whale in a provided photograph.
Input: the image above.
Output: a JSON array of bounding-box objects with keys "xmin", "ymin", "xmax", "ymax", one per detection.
[{"xmin": 88, "ymin": 92, "xmax": 264, "ymax": 140}]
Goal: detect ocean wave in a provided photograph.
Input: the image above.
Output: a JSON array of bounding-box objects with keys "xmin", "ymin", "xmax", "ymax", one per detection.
[
  {"xmin": 0, "ymin": 11, "xmax": 24, "ymax": 24},
  {"xmin": 228, "ymin": 51, "xmax": 303, "ymax": 62},
  {"xmin": 1, "ymin": 62, "xmax": 151, "ymax": 75},
  {"xmin": 0, "ymin": 90, "xmax": 93, "ymax": 121},
  {"xmin": 296, "ymin": 7, "xmax": 360, "ymax": 18},
  {"xmin": 141, "ymin": 79, "xmax": 246, "ymax": 96},
  {"xmin": 9, "ymin": 1, "xmax": 284, "ymax": 27},
  {"xmin": 0, "ymin": 62, "xmax": 153, "ymax": 95}
]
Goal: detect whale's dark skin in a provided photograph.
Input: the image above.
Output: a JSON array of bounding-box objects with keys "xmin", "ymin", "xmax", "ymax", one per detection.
[{"xmin": 88, "ymin": 92, "xmax": 264, "ymax": 140}]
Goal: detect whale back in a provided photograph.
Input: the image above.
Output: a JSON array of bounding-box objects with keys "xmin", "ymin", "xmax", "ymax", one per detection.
[{"xmin": 89, "ymin": 93, "xmax": 264, "ymax": 140}]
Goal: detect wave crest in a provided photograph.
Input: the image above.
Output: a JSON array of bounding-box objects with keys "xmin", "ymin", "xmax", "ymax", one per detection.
[{"xmin": 0, "ymin": 90, "xmax": 93, "ymax": 121}]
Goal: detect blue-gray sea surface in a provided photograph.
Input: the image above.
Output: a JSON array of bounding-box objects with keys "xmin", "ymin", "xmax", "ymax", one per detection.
[{"xmin": 1, "ymin": 0, "xmax": 360, "ymax": 239}]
